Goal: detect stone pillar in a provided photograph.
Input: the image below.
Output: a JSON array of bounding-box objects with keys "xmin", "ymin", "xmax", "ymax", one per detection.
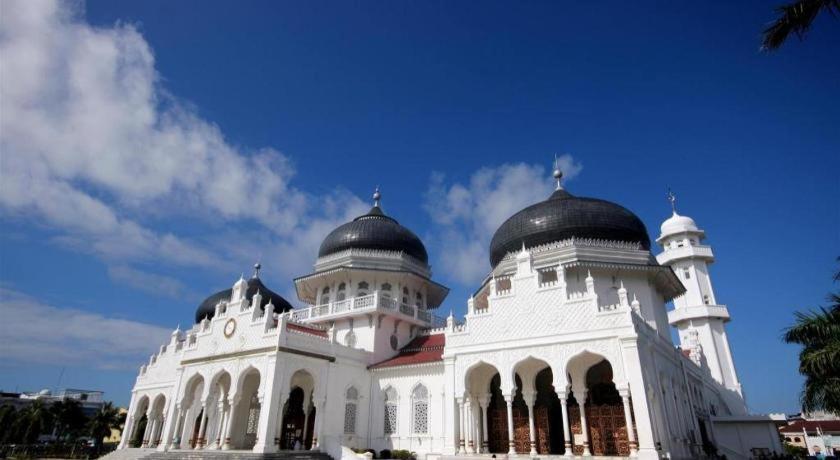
[
  {"xmin": 223, "ymin": 395, "xmax": 241, "ymax": 450},
  {"xmin": 479, "ymin": 398, "xmax": 490, "ymax": 454},
  {"xmin": 465, "ymin": 397, "xmax": 475, "ymax": 453},
  {"xmin": 169, "ymin": 406, "xmax": 183, "ymax": 449},
  {"xmin": 577, "ymin": 389, "xmax": 591, "ymax": 456},
  {"xmin": 505, "ymin": 396, "xmax": 516, "ymax": 455},
  {"xmin": 180, "ymin": 406, "xmax": 194, "ymax": 449},
  {"xmin": 121, "ymin": 416, "xmax": 134, "ymax": 449},
  {"xmin": 457, "ymin": 397, "xmax": 466, "ymax": 454},
  {"xmin": 195, "ymin": 406, "xmax": 209, "ymax": 449},
  {"xmin": 312, "ymin": 397, "xmax": 326, "ymax": 450},
  {"xmin": 142, "ymin": 412, "xmax": 153, "ymax": 447},
  {"xmin": 212, "ymin": 401, "xmax": 225, "ymax": 449},
  {"xmin": 524, "ymin": 393, "xmax": 537, "ymax": 456},
  {"xmin": 558, "ymin": 393, "xmax": 572, "ymax": 457},
  {"xmin": 620, "ymin": 388, "xmax": 639, "ymax": 457}
]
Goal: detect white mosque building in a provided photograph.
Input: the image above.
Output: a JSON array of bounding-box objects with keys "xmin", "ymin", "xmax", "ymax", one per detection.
[{"xmin": 116, "ymin": 169, "xmax": 783, "ymax": 460}]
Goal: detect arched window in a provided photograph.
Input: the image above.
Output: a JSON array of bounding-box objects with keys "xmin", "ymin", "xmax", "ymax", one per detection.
[
  {"xmin": 345, "ymin": 330, "xmax": 356, "ymax": 348},
  {"xmin": 320, "ymin": 287, "xmax": 330, "ymax": 305},
  {"xmin": 415, "ymin": 292, "xmax": 423, "ymax": 308},
  {"xmin": 357, "ymin": 282, "xmax": 369, "ymax": 296},
  {"xmin": 402, "ymin": 287, "xmax": 409, "ymax": 305},
  {"xmin": 344, "ymin": 387, "xmax": 359, "ymax": 434},
  {"xmin": 336, "ymin": 283, "xmax": 347, "ymax": 301},
  {"xmin": 383, "ymin": 387, "xmax": 398, "ymax": 435},
  {"xmin": 412, "ymin": 384, "xmax": 429, "ymax": 434},
  {"xmin": 381, "ymin": 283, "xmax": 392, "ymax": 298}
]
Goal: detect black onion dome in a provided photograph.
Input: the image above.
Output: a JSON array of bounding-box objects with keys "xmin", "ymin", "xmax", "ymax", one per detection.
[
  {"xmin": 318, "ymin": 205, "xmax": 429, "ymax": 264},
  {"xmin": 194, "ymin": 277, "xmax": 293, "ymax": 323},
  {"xmin": 489, "ymin": 189, "xmax": 651, "ymax": 267}
]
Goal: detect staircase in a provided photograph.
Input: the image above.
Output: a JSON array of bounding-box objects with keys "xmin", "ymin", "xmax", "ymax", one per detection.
[{"xmin": 97, "ymin": 448, "xmax": 157, "ymax": 460}]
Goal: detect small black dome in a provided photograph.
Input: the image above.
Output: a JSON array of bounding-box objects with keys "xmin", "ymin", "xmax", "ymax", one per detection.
[
  {"xmin": 318, "ymin": 206, "xmax": 428, "ymax": 264},
  {"xmin": 194, "ymin": 277, "xmax": 293, "ymax": 323},
  {"xmin": 489, "ymin": 189, "xmax": 651, "ymax": 267}
]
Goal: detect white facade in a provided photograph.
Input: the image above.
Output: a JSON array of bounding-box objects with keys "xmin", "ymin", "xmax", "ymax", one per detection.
[{"xmin": 119, "ymin": 190, "xmax": 781, "ymax": 460}]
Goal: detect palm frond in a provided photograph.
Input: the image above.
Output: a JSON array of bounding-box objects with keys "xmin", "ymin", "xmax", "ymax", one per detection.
[
  {"xmin": 783, "ymin": 307, "xmax": 840, "ymax": 345},
  {"xmin": 762, "ymin": 0, "xmax": 840, "ymax": 51}
]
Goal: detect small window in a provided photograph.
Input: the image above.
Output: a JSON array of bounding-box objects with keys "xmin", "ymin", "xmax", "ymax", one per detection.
[
  {"xmin": 384, "ymin": 387, "xmax": 398, "ymax": 435},
  {"xmin": 794, "ymin": 437, "xmax": 801, "ymax": 442},
  {"xmin": 703, "ymin": 295, "xmax": 710, "ymax": 305},
  {"xmin": 357, "ymin": 281, "xmax": 369, "ymax": 296},
  {"xmin": 402, "ymin": 287, "xmax": 409, "ymax": 304},
  {"xmin": 381, "ymin": 283, "xmax": 392, "ymax": 298},
  {"xmin": 412, "ymin": 384, "xmax": 429, "ymax": 434},
  {"xmin": 683, "ymin": 268, "xmax": 691, "ymax": 280},
  {"xmin": 344, "ymin": 387, "xmax": 359, "ymax": 434},
  {"xmin": 677, "ymin": 240, "xmax": 685, "ymax": 248},
  {"xmin": 345, "ymin": 331, "xmax": 356, "ymax": 348},
  {"xmin": 415, "ymin": 292, "xmax": 423, "ymax": 308},
  {"xmin": 336, "ymin": 283, "xmax": 347, "ymax": 301},
  {"xmin": 320, "ymin": 287, "xmax": 330, "ymax": 305}
]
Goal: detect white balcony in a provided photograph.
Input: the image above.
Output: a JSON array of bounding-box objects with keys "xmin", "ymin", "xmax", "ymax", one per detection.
[{"xmin": 290, "ymin": 290, "xmax": 439, "ymax": 326}]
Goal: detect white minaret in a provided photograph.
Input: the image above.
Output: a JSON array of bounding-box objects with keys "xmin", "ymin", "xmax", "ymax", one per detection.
[{"xmin": 656, "ymin": 191, "xmax": 743, "ymax": 397}]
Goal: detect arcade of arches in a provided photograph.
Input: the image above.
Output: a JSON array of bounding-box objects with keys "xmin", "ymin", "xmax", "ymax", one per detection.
[
  {"xmin": 125, "ymin": 368, "xmax": 323, "ymax": 452},
  {"xmin": 462, "ymin": 357, "xmax": 638, "ymax": 457}
]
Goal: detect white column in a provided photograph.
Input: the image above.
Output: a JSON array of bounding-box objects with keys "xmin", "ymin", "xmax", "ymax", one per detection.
[
  {"xmin": 211, "ymin": 401, "xmax": 225, "ymax": 449},
  {"xmin": 169, "ymin": 406, "xmax": 183, "ymax": 449},
  {"xmin": 180, "ymin": 406, "xmax": 194, "ymax": 449},
  {"xmin": 479, "ymin": 398, "xmax": 489, "ymax": 454},
  {"xmin": 223, "ymin": 395, "xmax": 241, "ymax": 450},
  {"xmin": 505, "ymin": 396, "xmax": 516, "ymax": 455},
  {"xmin": 457, "ymin": 398, "xmax": 466, "ymax": 454},
  {"xmin": 147, "ymin": 417, "xmax": 159, "ymax": 447},
  {"xmin": 142, "ymin": 412, "xmax": 153, "ymax": 447},
  {"xmin": 620, "ymin": 388, "xmax": 638, "ymax": 457},
  {"xmin": 465, "ymin": 397, "xmax": 474, "ymax": 453},
  {"xmin": 578, "ymin": 389, "xmax": 591, "ymax": 456},
  {"xmin": 120, "ymin": 416, "xmax": 134, "ymax": 449},
  {"xmin": 558, "ymin": 392, "xmax": 572, "ymax": 457},
  {"xmin": 525, "ymin": 394, "xmax": 537, "ymax": 456},
  {"xmin": 312, "ymin": 397, "xmax": 326, "ymax": 450},
  {"xmin": 195, "ymin": 406, "xmax": 209, "ymax": 449}
]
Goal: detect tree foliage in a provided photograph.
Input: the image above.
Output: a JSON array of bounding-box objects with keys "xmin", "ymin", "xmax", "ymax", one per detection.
[
  {"xmin": 762, "ymin": 0, "xmax": 840, "ymax": 50},
  {"xmin": 783, "ymin": 258, "xmax": 840, "ymax": 414},
  {"xmin": 87, "ymin": 402, "xmax": 124, "ymax": 448}
]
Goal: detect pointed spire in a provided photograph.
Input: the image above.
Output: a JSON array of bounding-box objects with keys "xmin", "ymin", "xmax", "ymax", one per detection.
[
  {"xmin": 667, "ymin": 187, "xmax": 677, "ymax": 215},
  {"xmin": 252, "ymin": 262, "xmax": 261, "ymax": 279},
  {"xmin": 553, "ymin": 154, "xmax": 564, "ymax": 190},
  {"xmin": 373, "ymin": 186, "xmax": 381, "ymax": 207}
]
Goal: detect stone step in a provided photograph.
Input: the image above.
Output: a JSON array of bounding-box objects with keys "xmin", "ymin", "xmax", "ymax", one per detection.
[
  {"xmin": 97, "ymin": 448, "xmax": 158, "ymax": 460},
  {"xmin": 141, "ymin": 449, "xmax": 332, "ymax": 460}
]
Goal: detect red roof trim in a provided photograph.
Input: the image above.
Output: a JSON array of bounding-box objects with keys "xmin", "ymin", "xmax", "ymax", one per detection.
[
  {"xmin": 286, "ymin": 322, "xmax": 328, "ymax": 338},
  {"xmin": 370, "ymin": 334, "xmax": 445, "ymax": 369}
]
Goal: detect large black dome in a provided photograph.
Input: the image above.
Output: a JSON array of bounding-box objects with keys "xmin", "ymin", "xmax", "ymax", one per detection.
[
  {"xmin": 318, "ymin": 205, "xmax": 429, "ymax": 264},
  {"xmin": 194, "ymin": 276, "xmax": 293, "ymax": 323},
  {"xmin": 489, "ymin": 189, "xmax": 651, "ymax": 267}
]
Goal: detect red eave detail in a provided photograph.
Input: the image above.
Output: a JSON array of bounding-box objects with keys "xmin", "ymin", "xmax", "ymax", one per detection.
[
  {"xmin": 286, "ymin": 322, "xmax": 328, "ymax": 338},
  {"xmin": 370, "ymin": 334, "xmax": 445, "ymax": 369},
  {"xmin": 780, "ymin": 420, "xmax": 840, "ymax": 433}
]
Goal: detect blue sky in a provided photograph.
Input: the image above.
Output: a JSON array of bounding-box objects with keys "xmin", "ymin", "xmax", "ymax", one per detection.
[{"xmin": 0, "ymin": 0, "xmax": 837, "ymax": 413}]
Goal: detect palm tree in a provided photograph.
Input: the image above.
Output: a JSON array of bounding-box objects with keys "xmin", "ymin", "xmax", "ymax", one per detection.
[
  {"xmin": 51, "ymin": 399, "xmax": 86, "ymax": 442},
  {"xmin": 19, "ymin": 400, "xmax": 54, "ymax": 444},
  {"xmin": 783, "ymin": 259, "xmax": 840, "ymax": 414},
  {"xmin": 0, "ymin": 405, "xmax": 17, "ymax": 443},
  {"xmin": 762, "ymin": 0, "xmax": 840, "ymax": 50},
  {"xmin": 88, "ymin": 402, "xmax": 123, "ymax": 449}
]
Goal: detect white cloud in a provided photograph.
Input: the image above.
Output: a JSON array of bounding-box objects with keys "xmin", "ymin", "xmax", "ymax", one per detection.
[
  {"xmin": 0, "ymin": 0, "xmax": 367, "ymax": 295},
  {"xmin": 0, "ymin": 288, "xmax": 172, "ymax": 370},
  {"xmin": 107, "ymin": 265, "xmax": 194, "ymax": 300},
  {"xmin": 424, "ymin": 156, "xmax": 582, "ymax": 285}
]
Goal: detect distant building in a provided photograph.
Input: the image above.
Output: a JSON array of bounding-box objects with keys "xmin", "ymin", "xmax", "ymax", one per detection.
[{"xmin": 780, "ymin": 416, "xmax": 840, "ymax": 456}]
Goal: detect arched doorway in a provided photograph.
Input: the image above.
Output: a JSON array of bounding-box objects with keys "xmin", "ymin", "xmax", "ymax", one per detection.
[
  {"xmin": 129, "ymin": 396, "xmax": 149, "ymax": 447},
  {"xmin": 232, "ymin": 369, "xmax": 261, "ymax": 450},
  {"xmin": 533, "ymin": 368, "xmax": 564, "ymax": 454},
  {"xmin": 280, "ymin": 387, "xmax": 306, "ymax": 449},
  {"xmin": 567, "ymin": 358, "xmax": 632, "ymax": 456},
  {"xmin": 486, "ymin": 373, "xmax": 509, "ymax": 453},
  {"xmin": 178, "ymin": 374, "xmax": 205, "ymax": 449}
]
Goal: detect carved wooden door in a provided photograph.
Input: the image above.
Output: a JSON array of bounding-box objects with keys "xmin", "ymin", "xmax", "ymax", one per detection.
[
  {"xmin": 587, "ymin": 404, "xmax": 629, "ymax": 456},
  {"xmin": 512, "ymin": 407, "xmax": 530, "ymax": 453},
  {"xmin": 534, "ymin": 406, "xmax": 550, "ymax": 454},
  {"xmin": 488, "ymin": 407, "xmax": 509, "ymax": 453}
]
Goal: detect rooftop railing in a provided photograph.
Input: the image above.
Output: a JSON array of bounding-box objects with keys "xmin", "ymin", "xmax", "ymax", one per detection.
[{"xmin": 291, "ymin": 290, "xmax": 434, "ymax": 324}]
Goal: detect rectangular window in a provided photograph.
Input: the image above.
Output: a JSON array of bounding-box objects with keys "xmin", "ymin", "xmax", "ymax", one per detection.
[
  {"xmin": 344, "ymin": 403, "xmax": 357, "ymax": 434},
  {"xmin": 413, "ymin": 401, "xmax": 428, "ymax": 434},
  {"xmin": 683, "ymin": 268, "xmax": 691, "ymax": 280}
]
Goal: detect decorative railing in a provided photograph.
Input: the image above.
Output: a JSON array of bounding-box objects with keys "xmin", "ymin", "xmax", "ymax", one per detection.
[{"xmin": 290, "ymin": 290, "xmax": 432, "ymax": 324}]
